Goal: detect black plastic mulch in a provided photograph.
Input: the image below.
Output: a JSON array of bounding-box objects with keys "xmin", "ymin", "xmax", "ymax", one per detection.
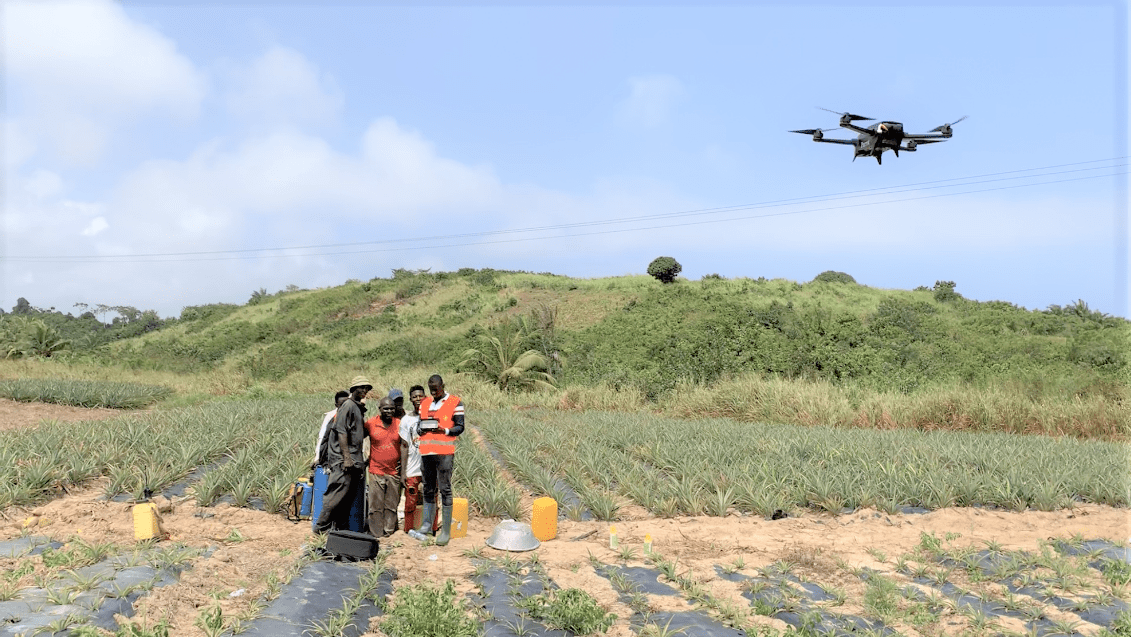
[
  {"xmin": 913, "ymin": 539, "xmax": 1131, "ymax": 635},
  {"xmin": 470, "ymin": 562, "xmax": 569, "ymax": 637},
  {"xmin": 0, "ymin": 541, "xmax": 201, "ymax": 637},
  {"xmin": 717, "ymin": 566, "xmax": 898, "ymax": 637},
  {"xmin": 231, "ymin": 559, "xmax": 394, "ymax": 637},
  {"xmin": 596, "ymin": 563, "xmax": 746, "ymax": 637}
]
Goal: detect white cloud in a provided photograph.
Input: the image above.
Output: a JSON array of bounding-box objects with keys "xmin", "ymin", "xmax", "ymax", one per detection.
[
  {"xmin": 80, "ymin": 217, "xmax": 109, "ymax": 237},
  {"xmin": 224, "ymin": 46, "xmax": 344, "ymax": 128},
  {"xmin": 5, "ymin": 0, "xmax": 206, "ymax": 164},
  {"xmin": 618, "ymin": 74, "xmax": 683, "ymax": 127}
]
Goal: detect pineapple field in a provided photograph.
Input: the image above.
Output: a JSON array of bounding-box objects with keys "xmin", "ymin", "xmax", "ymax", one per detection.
[{"xmin": 0, "ymin": 384, "xmax": 1128, "ymax": 637}]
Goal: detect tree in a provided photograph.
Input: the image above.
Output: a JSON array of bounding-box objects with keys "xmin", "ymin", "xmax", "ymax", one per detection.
[
  {"xmin": 22, "ymin": 320, "xmax": 69, "ymax": 357},
  {"xmin": 458, "ymin": 318, "xmax": 556, "ymax": 392},
  {"xmin": 812, "ymin": 271, "xmax": 856, "ymax": 284},
  {"xmin": 647, "ymin": 256, "xmax": 682, "ymax": 284},
  {"xmin": 13, "ymin": 298, "xmax": 31, "ymax": 315}
]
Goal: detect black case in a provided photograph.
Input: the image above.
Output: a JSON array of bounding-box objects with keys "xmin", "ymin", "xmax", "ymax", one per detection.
[{"xmin": 326, "ymin": 530, "xmax": 379, "ymax": 561}]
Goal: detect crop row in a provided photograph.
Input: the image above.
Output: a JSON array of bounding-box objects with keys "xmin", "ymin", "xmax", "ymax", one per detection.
[
  {"xmin": 0, "ymin": 379, "xmax": 171, "ymax": 409},
  {"xmin": 0, "ymin": 396, "xmax": 527, "ymax": 519},
  {"xmin": 476, "ymin": 409, "xmax": 1130, "ymax": 517}
]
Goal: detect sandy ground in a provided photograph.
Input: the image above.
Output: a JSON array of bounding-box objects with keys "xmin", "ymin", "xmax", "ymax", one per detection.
[
  {"xmin": 2, "ymin": 480, "xmax": 1128, "ymax": 636},
  {"xmin": 0, "ymin": 397, "xmax": 123, "ymax": 431}
]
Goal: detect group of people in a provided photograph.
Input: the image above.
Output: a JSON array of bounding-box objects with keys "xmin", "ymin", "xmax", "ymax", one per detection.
[{"xmin": 312, "ymin": 373, "xmax": 465, "ymax": 546}]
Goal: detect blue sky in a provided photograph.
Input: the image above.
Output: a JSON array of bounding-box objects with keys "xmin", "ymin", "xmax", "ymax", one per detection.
[{"xmin": 4, "ymin": 1, "xmax": 1128, "ymax": 318}]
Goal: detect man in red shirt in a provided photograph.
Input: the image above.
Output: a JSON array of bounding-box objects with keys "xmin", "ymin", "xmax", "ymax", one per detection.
[{"xmin": 365, "ymin": 397, "xmax": 406, "ymax": 538}]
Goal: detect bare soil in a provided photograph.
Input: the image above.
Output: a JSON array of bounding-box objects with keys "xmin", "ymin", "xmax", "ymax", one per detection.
[{"xmin": 0, "ymin": 397, "xmax": 122, "ymax": 431}]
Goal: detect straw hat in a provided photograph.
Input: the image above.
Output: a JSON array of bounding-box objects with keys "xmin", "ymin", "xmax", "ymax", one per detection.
[{"xmin": 348, "ymin": 376, "xmax": 373, "ymax": 391}]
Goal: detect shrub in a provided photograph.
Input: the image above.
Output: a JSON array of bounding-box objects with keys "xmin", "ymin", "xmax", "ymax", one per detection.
[
  {"xmin": 933, "ymin": 280, "xmax": 960, "ymax": 302},
  {"xmin": 812, "ymin": 271, "xmax": 857, "ymax": 284},
  {"xmin": 647, "ymin": 256, "xmax": 682, "ymax": 284}
]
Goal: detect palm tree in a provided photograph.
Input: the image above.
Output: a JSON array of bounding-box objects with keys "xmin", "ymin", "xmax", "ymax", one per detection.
[
  {"xmin": 22, "ymin": 320, "xmax": 70, "ymax": 358},
  {"xmin": 458, "ymin": 319, "xmax": 556, "ymax": 392}
]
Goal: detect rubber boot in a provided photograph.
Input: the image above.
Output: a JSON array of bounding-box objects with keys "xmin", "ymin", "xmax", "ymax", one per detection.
[
  {"xmin": 418, "ymin": 503, "xmax": 436, "ymax": 535},
  {"xmin": 436, "ymin": 505, "xmax": 453, "ymax": 546}
]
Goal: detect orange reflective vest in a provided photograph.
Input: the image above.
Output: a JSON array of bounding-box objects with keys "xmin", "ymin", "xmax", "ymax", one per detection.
[{"xmin": 419, "ymin": 394, "xmax": 460, "ymax": 456}]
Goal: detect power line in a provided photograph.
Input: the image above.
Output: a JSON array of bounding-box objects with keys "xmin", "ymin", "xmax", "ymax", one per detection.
[{"xmin": 5, "ymin": 157, "xmax": 1127, "ymax": 264}]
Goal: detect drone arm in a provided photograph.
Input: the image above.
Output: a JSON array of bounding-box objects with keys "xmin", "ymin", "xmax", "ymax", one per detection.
[
  {"xmin": 838, "ymin": 122, "xmax": 874, "ymax": 136},
  {"xmin": 811, "ymin": 138, "xmax": 857, "ymax": 145},
  {"xmin": 902, "ymin": 133, "xmax": 948, "ymax": 142}
]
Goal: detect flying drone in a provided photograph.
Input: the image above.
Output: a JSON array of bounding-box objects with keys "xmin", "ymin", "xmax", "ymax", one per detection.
[{"xmin": 791, "ymin": 108, "xmax": 966, "ymax": 164}]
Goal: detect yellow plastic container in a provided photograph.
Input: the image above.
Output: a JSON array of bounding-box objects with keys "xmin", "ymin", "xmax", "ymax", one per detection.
[
  {"xmin": 450, "ymin": 497, "xmax": 469, "ymax": 539},
  {"xmin": 531, "ymin": 497, "xmax": 557, "ymax": 541},
  {"xmin": 132, "ymin": 503, "xmax": 161, "ymax": 541}
]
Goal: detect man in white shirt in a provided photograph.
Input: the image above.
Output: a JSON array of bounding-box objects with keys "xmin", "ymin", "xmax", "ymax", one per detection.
[
  {"xmin": 314, "ymin": 390, "xmax": 349, "ymax": 468},
  {"xmin": 398, "ymin": 385, "xmax": 429, "ymax": 533}
]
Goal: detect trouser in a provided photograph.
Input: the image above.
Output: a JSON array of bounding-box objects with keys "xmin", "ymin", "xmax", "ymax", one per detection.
[
  {"xmin": 403, "ymin": 476, "xmax": 435, "ymax": 533},
  {"xmin": 366, "ymin": 472, "xmax": 402, "ymax": 537},
  {"xmin": 313, "ymin": 465, "xmax": 363, "ymax": 534},
  {"xmin": 421, "ymin": 454, "xmax": 455, "ymax": 507}
]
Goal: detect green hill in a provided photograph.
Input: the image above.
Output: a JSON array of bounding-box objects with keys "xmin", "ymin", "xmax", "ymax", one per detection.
[
  {"xmin": 98, "ymin": 268, "xmax": 1127, "ymax": 392},
  {"xmin": 4, "ymin": 268, "xmax": 1127, "ymax": 438}
]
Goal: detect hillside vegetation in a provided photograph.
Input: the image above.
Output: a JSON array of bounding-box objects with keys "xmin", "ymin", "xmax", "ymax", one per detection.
[{"xmin": 3, "ymin": 268, "xmax": 1128, "ymax": 438}]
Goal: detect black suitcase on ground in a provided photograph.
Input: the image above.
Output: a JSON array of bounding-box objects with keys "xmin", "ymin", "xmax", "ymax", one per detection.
[{"xmin": 325, "ymin": 529, "xmax": 379, "ymax": 561}]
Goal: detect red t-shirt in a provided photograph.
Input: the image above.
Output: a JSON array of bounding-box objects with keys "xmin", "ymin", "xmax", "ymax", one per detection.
[{"xmin": 365, "ymin": 416, "xmax": 401, "ymax": 475}]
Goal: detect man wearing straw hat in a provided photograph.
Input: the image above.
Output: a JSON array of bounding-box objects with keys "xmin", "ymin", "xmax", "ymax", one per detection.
[{"xmin": 313, "ymin": 376, "xmax": 372, "ymax": 534}]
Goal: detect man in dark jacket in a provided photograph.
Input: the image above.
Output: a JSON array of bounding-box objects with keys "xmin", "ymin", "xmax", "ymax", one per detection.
[{"xmin": 313, "ymin": 376, "xmax": 372, "ymax": 534}]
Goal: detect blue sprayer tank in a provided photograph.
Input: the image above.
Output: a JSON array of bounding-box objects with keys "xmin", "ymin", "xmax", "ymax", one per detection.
[{"xmin": 311, "ymin": 466, "xmax": 367, "ymax": 534}]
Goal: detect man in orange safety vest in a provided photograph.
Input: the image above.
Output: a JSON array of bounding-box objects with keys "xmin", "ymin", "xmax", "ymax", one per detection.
[{"xmin": 416, "ymin": 374, "xmax": 464, "ymax": 546}]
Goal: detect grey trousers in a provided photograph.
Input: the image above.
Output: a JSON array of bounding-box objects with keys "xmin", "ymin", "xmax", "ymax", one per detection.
[{"xmin": 367, "ymin": 472, "xmax": 402, "ymax": 537}]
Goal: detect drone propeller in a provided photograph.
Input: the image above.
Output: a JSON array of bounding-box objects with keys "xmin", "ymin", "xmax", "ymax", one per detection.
[
  {"xmin": 790, "ymin": 127, "xmax": 838, "ymax": 141},
  {"xmin": 931, "ymin": 116, "xmax": 968, "ymax": 137},
  {"xmin": 817, "ymin": 107, "xmax": 874, "ymax": 122}
]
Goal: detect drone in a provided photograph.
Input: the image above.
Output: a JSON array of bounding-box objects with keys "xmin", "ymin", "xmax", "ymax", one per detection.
[{"xmin": 791, "ymin": 108, "xmax": 966, "ymax": 164}]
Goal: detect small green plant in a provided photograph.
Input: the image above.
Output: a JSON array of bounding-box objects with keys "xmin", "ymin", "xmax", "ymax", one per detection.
[
  {"xmin": 518, "ymin": 587, "xmax": 617, "ymax": 634},
  {"xmin": 866, "ymin": 547, "xmax": 888, "ymax": 563},
  {"xmin": 195, "ymin": 604, "xmax": 225, "ymax": 637},
  {"xmin": 380, "ymin": 580, "xmax": 478, "ymax": 637},
  {"xmin": 618, "ymin": 545, "xmax": 640, "ymax": 562}
]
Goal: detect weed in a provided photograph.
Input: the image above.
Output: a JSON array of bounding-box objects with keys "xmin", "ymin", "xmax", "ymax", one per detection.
[
  {"xmin": 1104, "ymin": 560, "xmax": 1131, "ymax": 587},
  {"xmin": 518, "ymin": 587, "xmax": 617, "ymax": 634},
  {"xmin": 863, "ymin": 573, "xmax": 901, "ymax": 621},
  {"xmin": 380, "ymin": 580, "xmax": 478, "ymax": 637}
]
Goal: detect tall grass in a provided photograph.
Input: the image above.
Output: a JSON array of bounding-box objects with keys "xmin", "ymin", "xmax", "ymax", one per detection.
[
  {"xmin": 0, "ymin": 379, "xmax": 171, "ymax": 409},
  {"xmin": 662, "ymin": 375, "xmax": 1130, "ymax": 440}
]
